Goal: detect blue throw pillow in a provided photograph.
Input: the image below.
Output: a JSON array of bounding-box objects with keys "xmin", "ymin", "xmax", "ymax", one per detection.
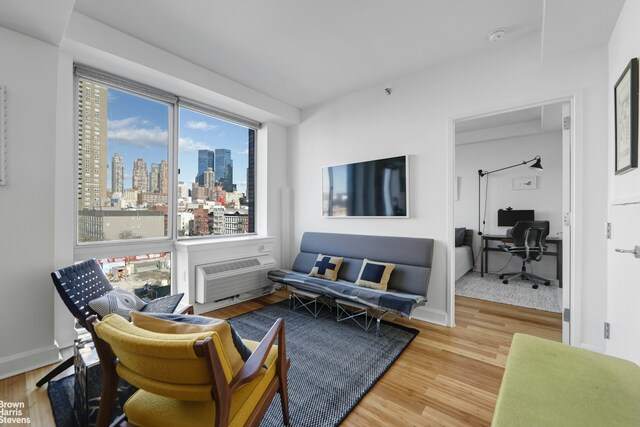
[
  {"xmin": 355, "ymin": 259, "xmax": 395, "ymax": 291},
  {"xmin": 309, "ymin": 253, "xmax": 344, "ymax": 281},
  {"xmin": 140, "ymin": 293, "xmax": 184, "ymax": 314}
]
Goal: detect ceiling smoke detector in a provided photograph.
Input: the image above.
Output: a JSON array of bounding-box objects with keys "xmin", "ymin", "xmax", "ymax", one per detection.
[{"xmin": 488, "ymin": 29, "xmax": 506, "ymax": 42}]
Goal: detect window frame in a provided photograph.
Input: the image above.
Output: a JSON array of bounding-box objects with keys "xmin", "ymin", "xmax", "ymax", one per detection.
[
  {"xmin": 73, "ymin": 65, "xmax": 261, "ymax": 263},
  {"xmin": 175, "ymin": 103, "xmax": 257, "ymax": 241}
]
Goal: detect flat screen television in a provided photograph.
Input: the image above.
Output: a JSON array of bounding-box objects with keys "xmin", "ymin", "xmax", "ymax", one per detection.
[{"xmin": 322, "ymin": 155, "xmax": 408, "ymax": 217}]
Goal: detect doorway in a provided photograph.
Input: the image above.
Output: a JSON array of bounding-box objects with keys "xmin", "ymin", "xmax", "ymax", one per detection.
[{"xmin": 450, "ymin": 100, "xmax": 573, "ymax": 344}]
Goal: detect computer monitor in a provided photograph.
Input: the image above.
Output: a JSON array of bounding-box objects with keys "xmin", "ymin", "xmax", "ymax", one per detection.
[{"xmin": 497, "ymin": 209, "xmax": 535, "ymax": 226}]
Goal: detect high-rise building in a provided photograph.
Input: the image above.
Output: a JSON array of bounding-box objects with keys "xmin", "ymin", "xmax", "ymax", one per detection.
[
  {"xmin": 247, "ymin": 129, "xmax": 255, "ymax": 233},
  {"xmin": 197, "ymin": 149, "xmax": 214, "ymax": 185},
  {"xmin": 111, "ymin": 153, "xmax": 124, "ymax": 194},
  {"xmin": 77, "ymin": 80, "xmax": 108, "ymax": 209},
  {"xmin": 132, "ymin": 158, "xmax": 148, "ymax": 192},
  {"xmin": 203, "ymin": 167, "xmax": 215, "ymax": 189},
  {"xmin": 177, "ymin": 181, "xmax": 189, "ymax": 199},
  {"xmin": 149, "ymin": 163, "xmax": 160, "ymax": 193},
  {"xmin": 215, "ymin": 148, "xmax": 233, "ymax": 192},
  {"xmin": 159, "ymin": 160, "xmax": 168, "ymax": 195}
]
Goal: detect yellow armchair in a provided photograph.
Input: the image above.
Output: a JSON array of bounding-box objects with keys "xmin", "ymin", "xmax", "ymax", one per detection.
[{"xmin": 86, "ymin": 313, "xmax": 290, "ymax": 427}]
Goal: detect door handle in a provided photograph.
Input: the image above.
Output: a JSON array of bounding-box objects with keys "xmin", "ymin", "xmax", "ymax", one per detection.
[{"xmin": 615, "ymin": 245, "xmax": 640, "ymax": 259}]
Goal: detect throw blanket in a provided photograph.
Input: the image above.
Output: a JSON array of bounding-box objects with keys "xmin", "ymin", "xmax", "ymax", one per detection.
[{"xmin": 267, "ymin": 270, "xmax": 426, "ymax": 317}]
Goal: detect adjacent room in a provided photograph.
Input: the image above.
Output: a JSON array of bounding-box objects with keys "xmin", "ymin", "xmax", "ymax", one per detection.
[
  {"xmin": 0, "ymin": 1, "xmax": 639, "ymax": 426},
  {"xmin": 454, "ymin": 103, "xmax": 566, "ymax": 317}
]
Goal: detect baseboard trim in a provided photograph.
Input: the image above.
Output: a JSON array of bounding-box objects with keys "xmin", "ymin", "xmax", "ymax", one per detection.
[
  {"xmin": 579, "ymin": 342, "xmax": 605, "ymax": 353},
  {"xmin": 411, "ymin": 306, "xmax": 448, "ymax": 326},
  {"xmin": 194, "ymin": 288, "xmax": 274, "ymax": 315},
  {"xmin": 0, "ymin": 345, "xmax": 61, "ymax": 381}
]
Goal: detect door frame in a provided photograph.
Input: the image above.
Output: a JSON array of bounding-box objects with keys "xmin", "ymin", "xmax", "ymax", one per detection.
[{"xmin": 446, "ymin": 91, "xmax": 583, "ymax": 347}]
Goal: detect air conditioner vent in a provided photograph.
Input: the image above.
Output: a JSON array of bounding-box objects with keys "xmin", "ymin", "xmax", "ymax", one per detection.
[
  {"xmin": 201, "ymin": 258, "xmax": 261, "ymax": 275},
  {"xmin": 195, "ymin": 255, "xmax": 275, "ymax": 304}
]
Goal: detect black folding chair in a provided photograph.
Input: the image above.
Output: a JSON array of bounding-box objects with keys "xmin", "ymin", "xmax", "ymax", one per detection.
[{"xmin": 37, "ymin": 259, "xmax": 192, "ymax": 387}]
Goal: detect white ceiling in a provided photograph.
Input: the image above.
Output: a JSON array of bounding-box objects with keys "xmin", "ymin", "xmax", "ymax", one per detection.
[
  {"xmin": 455, "ymin": 102, "xmax": 564, "ymax": 145},
  {"xmin": 0, "ymin": 0, "xmax": 626, "ymax": 109}
]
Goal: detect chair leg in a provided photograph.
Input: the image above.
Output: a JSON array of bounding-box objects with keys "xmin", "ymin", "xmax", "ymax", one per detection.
[
  {"xmin": 279, "ymin": 382, "xmax": 290, "ymax": 427},
  {"xmin": 95, "ymin": 368, "xmax": 119, "ymax": 427},
  {"xmin": 36, "ymin": 356, "xmax": 74, "ymax": 387}
]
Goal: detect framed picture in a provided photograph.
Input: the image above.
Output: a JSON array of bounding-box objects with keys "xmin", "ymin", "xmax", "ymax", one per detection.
[
  {"xmin": 512, "ymin": 176, "xmax": 537, "ymax": 190},
  {"xmin": 614, "ymin": 58, "xmax": 638, "ymax": 175},
  {"xmin": 0, "ymin": 84, "xmax": 6, "ymax": 186}
]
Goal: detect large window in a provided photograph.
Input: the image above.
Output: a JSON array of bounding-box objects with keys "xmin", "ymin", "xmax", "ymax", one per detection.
[
  {"xmin": 77, "ymin": 81, "xmax": 170, "ymax": 242},
  {"xmin": 96, "ymin": 252, "xmax": 171, "ymax": 301},
  {"xmin": 75, "ymin": 67, "xmax": 257, "ymax": 246},
  {"xmin": 177, "ymin": 107, "xmax": 255, "ymax": 237}
]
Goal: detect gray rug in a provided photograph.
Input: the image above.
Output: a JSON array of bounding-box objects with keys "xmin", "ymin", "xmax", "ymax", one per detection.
[
  {"xmin": 456, "ymin": 271, "xmax": 562, "ymax": 313},
  {"xmin": 228, "ymin": 300, "xmax": 418, "ymax": 427}
]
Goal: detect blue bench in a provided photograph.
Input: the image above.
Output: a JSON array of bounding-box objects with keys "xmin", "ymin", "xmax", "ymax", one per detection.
[{"xmin": 268, "ymin": 232, "xmax": 434, "ymax": 333}]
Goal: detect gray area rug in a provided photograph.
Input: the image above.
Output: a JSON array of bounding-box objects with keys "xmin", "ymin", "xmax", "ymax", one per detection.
[
  {"xmin": 228, "ymin": 300, "xmax": 418, "ymax": 427},
  {"xmin": 456, "ymin": 271, "xmax": 562, "ymax": 313}
]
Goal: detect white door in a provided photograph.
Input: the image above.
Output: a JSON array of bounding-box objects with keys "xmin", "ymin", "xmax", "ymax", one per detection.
[
  {"xmin": 561, "ymin": 103, "xmax": 572, "ymax": 344},
  {"xmin": 607, "ymin": 203, "xmax": 640, "ymax": 364}
]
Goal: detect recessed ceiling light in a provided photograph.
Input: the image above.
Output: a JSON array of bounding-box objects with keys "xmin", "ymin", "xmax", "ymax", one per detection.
[{"xmin": 488, "ymin": 29, "xmax": 506, "ymax": 42}]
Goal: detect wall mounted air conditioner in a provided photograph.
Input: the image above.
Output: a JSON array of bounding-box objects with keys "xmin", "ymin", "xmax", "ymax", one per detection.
[{"xmin": 195, "ymin": 255, "xmax": 276, "ymax": 304}]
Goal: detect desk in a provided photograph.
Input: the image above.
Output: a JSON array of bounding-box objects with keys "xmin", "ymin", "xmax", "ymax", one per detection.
[{"xmin": 481, "ymin": 234, "xmax": 563, "ymax": 288}]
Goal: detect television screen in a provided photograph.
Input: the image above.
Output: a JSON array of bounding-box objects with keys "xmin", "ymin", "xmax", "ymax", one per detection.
[{"xmin": 322, "ymin": 155, "xmax": 408, "ymax": 217}]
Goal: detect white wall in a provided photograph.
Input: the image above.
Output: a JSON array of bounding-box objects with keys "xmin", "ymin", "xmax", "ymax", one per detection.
[
  {"xmin": 609, "ymin": 0, "xmax": 640, "ymax": 202},
  {"xmin": 0, "ymin": 16, "xmax": 297, "ymax": 377},
  {"xmin": 289, "ymin": 35, "xmax": 608, "ymax": 349},
  {"xmin": 0, "ymin": 27, "xmax": 60, "ymax": 378},
  {"xmin": 455, "ymin": 132, "xmax": 563, "ymax": 278},
  {"xmin": 259, "ymin": 123, "xmax": 290, "ymax": 267},
  {"xmin": 606, "ymin": 0, "xmax": 640, "ymax": 360}
]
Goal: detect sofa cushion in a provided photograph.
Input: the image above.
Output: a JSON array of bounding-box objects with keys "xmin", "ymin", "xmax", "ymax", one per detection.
[
  {"xmin": 291, "ymin": 232, "xmax": 433, "ymax": 296},
  {"xmin": 355, "ymin": 259, "xmax": 395, "ymax": 291},
  {"xmin": 268, "ymin": 269, "xmax": 425, "ymax": 317},
  {"xmin": 308, "ymin": 254, "xmax": 344, "ymax": 281},
  {"xmin": 493, "ymin": 333, "xmax": 640, "ymax": 426}
]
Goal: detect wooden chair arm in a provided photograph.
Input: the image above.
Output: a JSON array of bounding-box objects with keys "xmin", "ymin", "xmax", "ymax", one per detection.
[
  {"xmin": 180, "ymin": 305, "xmax": 194, "ymax": 315},
  {"xmin": 230, "ymin": 318, "xmax": 284, "ymax": 392}
]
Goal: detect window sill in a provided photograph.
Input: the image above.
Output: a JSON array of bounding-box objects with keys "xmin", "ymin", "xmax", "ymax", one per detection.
[{"xmin": 175, "ymin": 235, "xmax": 274, "ymax": 252}]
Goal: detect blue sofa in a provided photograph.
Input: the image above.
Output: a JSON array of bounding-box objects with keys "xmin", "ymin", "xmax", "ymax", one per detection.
[{"xmin": 268, "ymin": 232, "xmax": 434, "ymax": 326}]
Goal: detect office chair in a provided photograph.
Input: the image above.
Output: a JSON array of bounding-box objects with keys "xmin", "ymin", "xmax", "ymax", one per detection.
[{"xmin": 498, "ymin": 220, "xmax": 552, "ymax": 289}]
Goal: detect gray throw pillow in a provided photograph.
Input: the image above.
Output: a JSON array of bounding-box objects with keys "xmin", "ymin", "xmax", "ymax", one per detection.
[
  {"xmin": 455, "ymin": 227, "xmax": 466, "ymax": 247},
  {"xmin": 88, "ymin": 287, "xmax": 147, "ymax": 321}
]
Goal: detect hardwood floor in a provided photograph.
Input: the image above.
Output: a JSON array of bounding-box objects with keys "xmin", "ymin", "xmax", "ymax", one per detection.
[{"xmin": 0, "ymin": 293, "xmax": 561, "ymax": 426}]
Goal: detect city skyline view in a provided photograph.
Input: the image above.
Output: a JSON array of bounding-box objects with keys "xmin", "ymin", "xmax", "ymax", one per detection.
[
  {"xmin": 105, "ymin": 87, "xmax": 250, "ymax": 194},
  {"xmin": 77, "ymin": 79, "xmax": 254, "ymax": 242}
]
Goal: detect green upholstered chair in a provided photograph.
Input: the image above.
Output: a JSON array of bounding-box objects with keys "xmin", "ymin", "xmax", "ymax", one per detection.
[
  {"xmin": 86, "ymin": 313, "xmax": 290, "ymax": 427},
  {"xmin": 493, "ymin": 333, "xmax": 640, "ymax": 426}
]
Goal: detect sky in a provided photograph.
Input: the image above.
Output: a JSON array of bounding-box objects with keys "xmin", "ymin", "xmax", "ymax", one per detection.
[{"xmin": 105, "ymin": 88, "xmax": 250, "ymax": 194}]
